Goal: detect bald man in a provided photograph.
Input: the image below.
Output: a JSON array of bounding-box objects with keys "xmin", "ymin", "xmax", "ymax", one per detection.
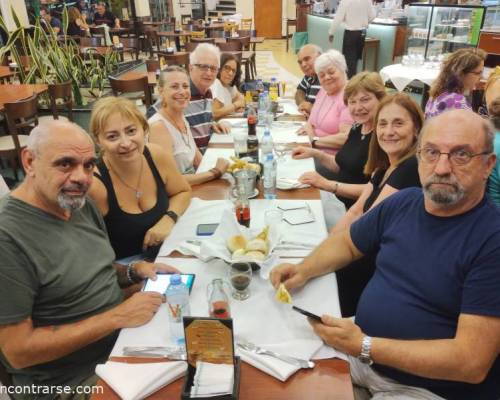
[
  {"xmin": 271, "ymin": 110, "xmax": 500, "ymax": 399},
  {"xmin": 0, "ymin": 120, "xmax": 175, "ymax": 398},
  {"xmin": 295, "ymin": 44, "xmax": 322, "ymax": 117}
]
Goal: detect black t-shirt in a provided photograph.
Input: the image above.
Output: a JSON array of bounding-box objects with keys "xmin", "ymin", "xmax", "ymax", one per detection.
[
  {"xmin": 363, "ymin": 156, "xmax": 420, "ymax": 212},
  {"xmin": 334, "ymin": 123, "xmax": 371, "ymax": 208},
  {"xmin": 93, "ymin": 10, "xmax": 116, "ymax": 27}
]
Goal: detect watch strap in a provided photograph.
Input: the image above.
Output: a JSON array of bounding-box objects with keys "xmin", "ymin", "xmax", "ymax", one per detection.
[{"xmin": 165, "ymin": 210, "xmax": 178, "ymax": 224}]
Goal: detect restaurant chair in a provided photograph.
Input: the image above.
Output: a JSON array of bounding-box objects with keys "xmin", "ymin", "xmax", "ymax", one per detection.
[
  {"xmin": 80, "ymin": 36, "xmax": 103, "ymax": 47},
  {"xmin": 1, "ymin": 94, "xmax": 39, "ymax": 181},
  {"xmin": 228, "ymin": 36, "xmax": 250, "ymax": 51},
  {"xmin": 157, "ymin": 52, "xmax": 190, "ymax": 69},
  {"xmin": 216, "ymin": 41, "xmax": 242, "ymax": 52},
  {"xmin": 120, "ymin": 37, "xmax": 140, "ymax": 60},
  {"xmin": 120, "ymin": 20, "xmax": 131, "ymax": 29},
  {"xmin": 184, "ymin": 41, "xmax": 199, "ymax": 52},
  {"xmin": 181, "ymin": 14, "xmax": 191, "ymax": 25},
  {"xmin": 190, "ymin": 30, "xmax": 206, "ymax": 40},
  {"xmin": 209, "ymin": 29, "xmax": 225, "ymax": 39},
  {"xmin": 285, "ymin": 19, "xmax": 297, "ymax": 52},
  {"xmin": 18, "ymin": 55, "xmax": 32, "ymax": 69},
  {"xmin": 240, "ymin": 18, "xmax": 253, "ymax": 31},
  {"xmin": 48, "ymin": 80, "xmax": 73, "ymax": 122},
  {"xmin": 109, "ymin": 75, "xmax": 152, "ymax": 108},
  {"xmin": 89, "ymin": 26, "xmax": 106, "ymax": 39},
  {"xmin": 145, "ymin": 30, "xmax": 163, "ymax": 58},
  {"xmin": 191, "ymin": 37, "xmax": 215, "ymax": 44},
  {"xmin": 146, "ymin": 59, "xmax": 160, "ymax": 72}
]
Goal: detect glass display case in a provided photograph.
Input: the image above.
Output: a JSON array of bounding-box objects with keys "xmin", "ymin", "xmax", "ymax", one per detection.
[
  {"xmin": 406, "ymin": 3, "xmax": 486, "ymax": 59},
  {"xmin": 483, "ymin": 5, "xmax": 500, "ymax": 30}
]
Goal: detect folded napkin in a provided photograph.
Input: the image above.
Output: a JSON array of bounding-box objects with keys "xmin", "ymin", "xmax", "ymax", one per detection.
[
  {"xmin": 276, "ymin": 178, "xmax": 310, "ymax": 190},
  {"xmin": 190, "ymin": 361, "xmax": 234, "ymax": 398},
  {"xmin": 96, "ymin": 360, "xmax": 187, "ymax": 400},
  {"xmin": 236, "ymin": 339, "xmax": 322, "ymax": 382}
]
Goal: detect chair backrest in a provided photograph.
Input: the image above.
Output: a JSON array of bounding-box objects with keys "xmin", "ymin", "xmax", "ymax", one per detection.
[
  {"xmin": 208, "ymin": 29, "xmax": 225, "ymax": 39},
  {"xmin": 228, "ymin": 36, "xmax": 250, "ymax": 51},
  {"xmin": 146, "ymin": 58, "xmax": 160, "ymax": 72},
  {"xmin": 181, "ymin": 14, "xmax": 191, "ymax": 25},
  {"xmin": 217, "ymin": 41, "xmax": 242, "ymax": 52},
  {"xmin": 120, "ymin": 20, "xmax": 131, "ymax": 29},
  {"xmin": 120, "ymin": 37, "xmax": 139, "ymax": 49},
  {"xmin": 48, "ymin": 80, "xmax": 73, "ymax": 121},
  {"xmin": 109, "ymin": 75, "xmax": 152, "ymax": 107},
  {"xmin": 191, "ymin": 37, "xmax": 214, "ymax": 43},
  {"xmin": 237, "ymin": 29, "xmax": 256, "ymax": 38},
  {"xmin": 18, "ymin": 55, "xmax": 32, "ymax": 69},
  {"xmin": 157, "ymin": 52, "xmax": 190, "ymax": 68},
  {"xmin": 90, "ymin": 26, "xmax": 106, "ymax": 37},
  {"xmin": 80, "ymin": 36, "xmax": 102, "ymax": 47},
  {"xmin": 4, "ymin": 94, "xmax": 39, "ymax": 159},
  {"xmin": 145, "ymin": 30, "xmax": 160, "ymax": 55},
  {"xmin": 190, "ymin": 30, "xmax": 206, "ymax": 39},
  {"xmin": 240, "ymin": 18, "xmax": 253, "ymax": 30},
  {"xmin": 184, "ymin": 41, "xmax": 199, "ymax": 52}
]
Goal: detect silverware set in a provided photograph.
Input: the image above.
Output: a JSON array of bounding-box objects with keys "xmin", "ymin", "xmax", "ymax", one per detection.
[
  {"xmin": 122, "ymin": 346, "xmax": 187, "ymax": 360},
  {"xmin": 236, "ymin": 341, "xmax": 315, "ymax": 369}
]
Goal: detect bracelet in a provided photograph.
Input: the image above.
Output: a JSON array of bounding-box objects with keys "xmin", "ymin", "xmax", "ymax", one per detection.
[
  {"xmin": 332, "ymin": 182, "xmax": 339, "ymax": 194},
  {"xmin": 210, "ymin": 167, "xmax": 222, "ymax": 179},
  {"xmin": 126, "ymin": 261, "xmax": 143, "ymax": 284}
]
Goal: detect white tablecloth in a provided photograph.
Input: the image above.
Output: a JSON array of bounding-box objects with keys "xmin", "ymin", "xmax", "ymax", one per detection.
[
  {"xmin": 111, "ymin": 257, "xmax": 343, "ymax": 361},
  {"xmin": 379, "ymin": 63, "xmax": 440, "ymax": 92}
]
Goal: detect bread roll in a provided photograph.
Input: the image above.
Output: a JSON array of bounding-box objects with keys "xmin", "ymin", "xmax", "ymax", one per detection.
[
  {"xmin": 246, "ymin": 238, "xmax": 268, "ymax": 254},
  {"xmin": 227, "ymin": 235, "xmax": 247, "ymax": 253},
  {"xmin": 231, "ymin": 248, "xmax": 247, "ymax": 260},
  {"xmin": 244, "ymin": 250, "xmax": 266, "ymax": 261}
]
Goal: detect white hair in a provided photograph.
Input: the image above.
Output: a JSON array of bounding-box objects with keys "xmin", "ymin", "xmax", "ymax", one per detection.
[
  {"xmin": 299, "ymin": 44, "xmax": 322, "ymax": 56},
  {"xmin": 189, "ymin": 43, "xmax": 221, "ymax": 67},
  {"xmin": 27, "ymin": 120, "xmax": 90, "ymax": 156},
  {"xmin": 314, "ymin": 49, "xmax": 347, "ymax": 78}
]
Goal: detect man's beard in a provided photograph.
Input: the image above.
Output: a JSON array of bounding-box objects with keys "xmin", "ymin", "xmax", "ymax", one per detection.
[
  {"xmin": 422, "ymin": 174, "xmax": 465, "ymax": 205},
  {"xmin": 57, "ymin": 183, "xmax": 89, "ymax": 211}
]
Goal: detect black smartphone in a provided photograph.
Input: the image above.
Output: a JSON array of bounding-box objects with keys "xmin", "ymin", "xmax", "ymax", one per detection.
[
  {"xmin": 292, "ymin": 305, "xmax": 322, "ymax": 322},
  {"xmin": 196, "ymin": 223, "xmax": 219, "ymax": 236},
  {"xmin": 142, "ymin": 273, "xmax": 196, "ymax": 294}
]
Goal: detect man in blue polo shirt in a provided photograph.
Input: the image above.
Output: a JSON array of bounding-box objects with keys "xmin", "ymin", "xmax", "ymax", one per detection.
[
  {"xmin": 271, "ymin": 109, "xmax": 500, "ymax": 399},
  {"xmin": 40, "ymin": 7, "xmax": 62, "ymax": 35}
]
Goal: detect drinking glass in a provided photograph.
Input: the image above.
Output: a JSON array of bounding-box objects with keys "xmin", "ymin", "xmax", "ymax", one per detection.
[
  {"xmin": 229, "ymin": 262, "xmax": 252, "ymax": 300},
  {"xmin": 233, "ymin": 130, "xmax": 248, "ymax": 158},
  {"xmin": 265, "ymin": 209, "xmax": 283, "ymax": 237},
  {"xmin": 274, "ymin": 143, "xmax": 288, "ymax": 162}
]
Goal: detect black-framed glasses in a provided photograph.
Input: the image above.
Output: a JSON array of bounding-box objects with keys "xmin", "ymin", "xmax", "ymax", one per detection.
[
  {"xmin": 193, "ymin": 63, "xmax": 219, "ymax": 73},
  {"xmin": 222, "ymin": 64, "xmax": 236, "ymax": 74},
  {"xmin": 418, "ymin": 147, "xmax": 490, "ymax": 166}
]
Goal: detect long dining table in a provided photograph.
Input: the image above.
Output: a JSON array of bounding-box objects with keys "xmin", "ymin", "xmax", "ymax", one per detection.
[
  {"xmin": 91, "ymin": 111, "xmax": 354, "ymax": 400},
  {"xmin": 0, "ymin": 83, "xmax": 48, "ymax": 112}
]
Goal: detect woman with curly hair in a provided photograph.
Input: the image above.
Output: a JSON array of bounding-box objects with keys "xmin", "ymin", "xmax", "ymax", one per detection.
[
  {"xmin": 425, "ymin": 48, "xmax": 486, "ymax": 119},
  {"xmin": 211, "ymin": 53, "xmax": 245, "ymax": 120}
]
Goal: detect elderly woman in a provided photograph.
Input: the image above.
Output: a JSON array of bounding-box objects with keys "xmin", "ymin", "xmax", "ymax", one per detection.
[
  {"xmin": 425, "ymin": 48, "xmax": 486, "ymax": 119},
  {"xmin": 485, "ymin": 68, "xmax": 500, "ymax": 206},
  {"xmin": 149, "ymin": 66, "xmax": 229, "ymax": 186},
  {"xmin": 88, "ymin": 97, "xmax": 192, "ymax": 261},
  {"xmin": 293, "ymin": 72, "xmax": 386, "ymax": 209},
  {"xmin": 211, "ymin": 53, "xmax": 245, "ymax": 120},
  {"xmin": 333, "ymin": 93, "xmax": 424, "ymax": 317},
  {"xmin": 298, "ymin": 49, "xmax": 353, "ymax": 154}
]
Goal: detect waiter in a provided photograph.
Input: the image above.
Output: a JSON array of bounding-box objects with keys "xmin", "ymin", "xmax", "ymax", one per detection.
[{"xmin": 328, "ymin": 0, "xmax": 375, "ymax": 78}]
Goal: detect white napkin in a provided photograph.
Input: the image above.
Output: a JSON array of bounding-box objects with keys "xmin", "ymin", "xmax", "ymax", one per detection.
[
  {"xmin": 190, "ymin": 361, "xmax": 234, "ymax": 397},
  {"xmin": 95, "ymin": 360, "xmax": 187, "ymax": 400},
  {"xmin": 276, "ymin": 178, "xmax": 310, "ymax": 190},
  {"xmin": 236, "ymin": 339, "xmax": 322, "ymax": 382}
]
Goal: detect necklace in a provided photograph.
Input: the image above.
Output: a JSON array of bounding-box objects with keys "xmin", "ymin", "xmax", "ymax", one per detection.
[
  {"xmin": 162, "ymin": 109, "xmax": 191, "ymax": 148},
  {"xmin": 106, "ymin": 156, "xmax": 144, "ymax": 199}
]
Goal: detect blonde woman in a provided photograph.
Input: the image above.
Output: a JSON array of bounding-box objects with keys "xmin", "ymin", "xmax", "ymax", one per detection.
[
  {"xmin": 148, "ymin": 66, "xmax": 229, "ymax": 186},
  {"xmin": 88, "ymin": 97, "xmax": 191, "ymax": 260},
  {"xmin": 485, "ymin": 68, "xmax": 500, "ymax": 206},
  {"xmin": 67, "ymin": 6, "xmax": 89, "ymax": 36}
]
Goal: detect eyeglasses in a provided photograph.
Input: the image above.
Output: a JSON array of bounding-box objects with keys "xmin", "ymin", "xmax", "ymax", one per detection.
[
  {"xmin": 222, "ymin": 64, "xmax": 237, "ymax": 74},
  {"xmin": 418, "ymin": 147, "xmax": 490, "ymax": 166},
  {"xmin": 193, "ymin": 63, "xmax": 219, "ymax": 73}
]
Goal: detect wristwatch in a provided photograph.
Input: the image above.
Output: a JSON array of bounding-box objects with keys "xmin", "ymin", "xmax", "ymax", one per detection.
[
  {"xmin": 165, "ymin": 210, "xmax": 178, "ymax": 224},
  {"xmin": 358, "ymin": 336, "xmax": 373, "ymax": 365},
  {"xmin": 311, "ymin": 136, "xmax": 320, "ymax": 147}
]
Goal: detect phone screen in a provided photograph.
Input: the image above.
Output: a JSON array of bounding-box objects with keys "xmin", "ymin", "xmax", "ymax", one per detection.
[
  {"xmin": 292, "ymin": 306, "xmax": 322, "ymax": 322},
  {"xmin": 196, "ymin": 223, "xmax": 219, "ymax": 236},
  {"xmin": 143, "ymin": 274, "xmax": 195, "ymax": 294}
]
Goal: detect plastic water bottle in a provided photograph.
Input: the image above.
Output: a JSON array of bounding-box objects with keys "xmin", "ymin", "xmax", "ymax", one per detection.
[
  {"xmin": 263, "ymin": 154, "xmax": 277, "ymax": 199},
  {"xmin": 256, "ymin": 78, "xmax": 265, "ymax": 94},
  {"xmin": 165, "ymin": 275, "xmax": 190, "ymax": 346},
  {"xmin": 258, "ymin": 92, "xmax": 268, "ymax": 126},
  {"xmin": 260, "ymin": 128, "xmax": 274, "ymax": 164},
  {"xmin": 269, "ymin": 77, "xmax": 279, "ymax": 101}
]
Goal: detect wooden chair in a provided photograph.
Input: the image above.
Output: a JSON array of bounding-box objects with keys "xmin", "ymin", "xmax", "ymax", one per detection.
[
  {"xmin": 120, "ymin": 37, "xmax": 140, "ymax": 60},
  {"xmin": 48, "ymin": 80, "xmax": 73, "ymax": 122},
  {"xmin": 181, "ymin": 14, "xmax": 191, "ymax": 25},
  {"xmin": 157, "ymin": 52, "xmax": 190, "ymax": 68},
  {"xmin": 184, "ymin": 41, "xmax": 199, "ymax": 52},
  {"xmin": 216, "ymin": 41, "xmax": 242, "ymax": 52},
  {"xmin": 1, "ymin": 94, "xmax": 39, "ymax": 181},
  {"xmin": 191, "ymin": 37, "xmax": 215, "ymax": 44},
  {"xmin": 146, "ymin": 59, "xmax": 160, "ymax": 72},
  {"xmin": 190, "ymin": 30, "xmax": 206, "ymax": 40},
  {"xmin": 80, "ymin": 36, "xmax": 103, "ymax": 47},
  {"xmin": 223, "ymin": 22, "xmax": 237, "ymax": 37},
  {"xmin": 228, "ymin": 36, "xmax": 250, "ymax": 51},
  {"xmin": 240, "ymin": 18, "xmax": 253, "ymax": 31},
  {"xmin": 286, "ymin": 19, "xmax": 297, "ymax": 52},
  {"xmin": 145, "ymin": 29, "xmax": 162, "ymax": 57},
  {"xmin": 18, "ymin": 55, "xmax": 32, "ymax": 69},
  {"xmin": 208, "ymin": 28, "xmax": 225, "ymax": 39},
  {"xmin": 89, "ymin": 26, "xmax": 106, "ymax": 38},
  {"xmin": 109, "ymin": 75, "xmax": 152, "ymax": 107}
]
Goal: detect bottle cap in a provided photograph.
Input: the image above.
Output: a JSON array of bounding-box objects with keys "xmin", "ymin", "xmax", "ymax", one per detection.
[
  {"xmin": 170, "ymin": 274, "xmax": 181, "ymax": 284},
  {"xmin": 265, "ymin": 154, "xmax": 274, "ymax": 161}
]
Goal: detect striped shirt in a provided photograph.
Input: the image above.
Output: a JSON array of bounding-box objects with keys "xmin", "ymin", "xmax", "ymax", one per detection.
[
  {"xmin": 297, "ymin": 75, "xmax": 321, "ymax": 104},
  {"xmin": 184, "ymin": 80, "xmax": 214, "ymax": 152}
]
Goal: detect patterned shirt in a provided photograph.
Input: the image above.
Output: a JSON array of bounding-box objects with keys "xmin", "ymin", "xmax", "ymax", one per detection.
[
  {"xmin": 425, "ymin": 91, "xmax": 471, "ymax": 119},
  {"xmin": 297, "ymin": 75, "xmax": 321, "ymax": 104},
  {"xmin": 184, "ymin": 80, "xmax": 214, "ymax": 152}
]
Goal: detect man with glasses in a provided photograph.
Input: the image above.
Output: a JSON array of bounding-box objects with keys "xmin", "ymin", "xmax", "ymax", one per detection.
[
  {"xmin": 271, "ymin": 109, "xmax": 500, "ymax": 399},
  {"xmin": 295, "ymin": 44, "xmax": 322, "ymax": 118}
]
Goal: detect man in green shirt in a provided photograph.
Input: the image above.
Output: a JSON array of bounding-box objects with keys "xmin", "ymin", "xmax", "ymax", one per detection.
[{"xmin": 0, "ymin": 120, "xmax": 176, "ymax": 399}]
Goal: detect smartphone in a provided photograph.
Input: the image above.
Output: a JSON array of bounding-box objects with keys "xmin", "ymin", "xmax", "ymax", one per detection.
[
  {"xmin": 292, "ymin": 305, "xmax": 322, "ymax": 322},
  {"xmin": 142, "ymin": 273, "xmax": 195, "ymax": 294},
  {"xmin": 196, "ymin": 223, "xmax": 219, "ymax": 236}
]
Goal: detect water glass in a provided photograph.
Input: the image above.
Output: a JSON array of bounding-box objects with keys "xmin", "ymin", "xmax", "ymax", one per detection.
[
  {"xmin": 274, "ymin": 143, "xmax": 289, "ymax": 162},
  {"xmin": 233, "ymin": 130, "xmax": 248, "ymax": 158},
  {"xmin": 229, "ymin": 262, "xmax": 252, "ymax": 300},
  {"xmin": 265, "ymin": 209, "xmax": 283, "ymax": 236}
]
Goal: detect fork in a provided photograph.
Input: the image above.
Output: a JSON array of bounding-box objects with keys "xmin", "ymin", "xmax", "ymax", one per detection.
[
  {"xmin": 237, "ymin": 342, "xmax": 315, "ymax": 369},
  {"xmin": 122, "ymin": 346, "xmax": 187, "ymax": 360}
]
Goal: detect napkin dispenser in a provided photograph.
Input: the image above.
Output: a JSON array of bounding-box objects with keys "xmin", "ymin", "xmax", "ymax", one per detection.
[{"xmin": 181, "ymin": 317, "xmax": 241, "ymax": 400}]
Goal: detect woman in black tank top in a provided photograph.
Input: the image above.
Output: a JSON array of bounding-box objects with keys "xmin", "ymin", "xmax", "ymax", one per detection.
[
  {"xmin": 331, "ymin": 93, "xmax": 424, "ymax": 317},
  {"xmin": 87, "ymin": 97, "xmax": 192, "ymax": 260}
]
